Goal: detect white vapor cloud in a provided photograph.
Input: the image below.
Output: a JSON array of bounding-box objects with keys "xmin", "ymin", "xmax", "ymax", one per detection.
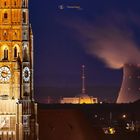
[{"xmin": 66, "ymin": 13, "xmax": 140, "ymax": 69}]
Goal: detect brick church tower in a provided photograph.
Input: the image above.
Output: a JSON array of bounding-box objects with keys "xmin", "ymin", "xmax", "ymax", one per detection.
[{"xmin": 0, "ymin": 0, "xmax": 39, "ymax": 139}]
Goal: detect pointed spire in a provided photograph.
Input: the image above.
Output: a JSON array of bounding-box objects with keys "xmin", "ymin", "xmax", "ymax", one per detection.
[{"xmin": 81, "ymin": 65, "xmax": 86, "ymax": 94}]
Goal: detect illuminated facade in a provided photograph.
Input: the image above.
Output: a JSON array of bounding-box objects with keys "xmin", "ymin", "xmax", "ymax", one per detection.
[
  {"xmin": 0, "ymin": 0, "xmax": 38, "ymax": 140},
  {"xmin": 60, "ymin": 95, "xmax": 98, "ymax": 104}
]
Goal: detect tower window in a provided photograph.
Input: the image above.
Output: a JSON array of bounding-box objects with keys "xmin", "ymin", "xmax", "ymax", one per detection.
[
  {"xmin": 4, "ymin": 13, "xmax": 8, "ymax": 19},
  {"xmin": 3, "ymin": 31, "xmax": 8, "ymax": 40},
  {"xmin": 3, "ymin": 30, "xmax": 8, "ymax": 40},
  {"xmin": 23, "ymin": 32, "xmax": 26, "ymax": 38},
  {"xmin": 3, "ymin": 31, "xmax": 7, "ymax": 36},
  {"xmin": 15, "ymin": 32, "xmax": 17, "ymax": 36},
  {"xmin": 14, "ymin": 0, "xmax": 17, "ymax": 6},
  {"xmin": 14, "ymin": 47, "xmax": 18, "ymax": 58},
  {"xmin": 23, "ymin": 47, "xmax": 28, "ymax": 61},
  {"xmin": 23, "ymin": 0, "xmax": 25, "ymax": 7},
  {"xmin": 4, "ymin": 1, "xmax": 7, "ymax": 6},
  {"xmin": 4, "ymin": 48, "xmax": 8, "ymax": 60},
  {"xmin": 23, "ymin": 12, "xmax": 26, "ymax": 23}
]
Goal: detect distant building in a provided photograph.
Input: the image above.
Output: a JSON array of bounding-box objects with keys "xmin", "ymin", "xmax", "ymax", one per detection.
[
  {"xmin": 60, "ymin": 65, "xmax": 98, "ymax": 104},
  {"xmin": 60, "ymin": 95, "xmax": 98, "ymax": 104}
]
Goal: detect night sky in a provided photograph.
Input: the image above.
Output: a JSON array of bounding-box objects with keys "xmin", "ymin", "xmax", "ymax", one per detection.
[{"xmin": 29, "ymin": 0, "xmax": 140, "ymax": 102}]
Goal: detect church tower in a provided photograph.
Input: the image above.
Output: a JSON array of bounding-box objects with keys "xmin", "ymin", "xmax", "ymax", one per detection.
[{"xmin": 0, "ymin": 0, "xmax": 39, "ymax": 140}]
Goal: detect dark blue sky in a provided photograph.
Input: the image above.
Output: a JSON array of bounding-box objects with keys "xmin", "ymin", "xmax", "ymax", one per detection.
[{"xmin": 29, "ymin": 0, "xmax": 140, "ymax": 91}]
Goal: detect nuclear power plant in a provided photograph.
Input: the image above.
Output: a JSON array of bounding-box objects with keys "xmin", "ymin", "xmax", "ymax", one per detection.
[{"xmin": 117, "ymin": 64, "xmax": 140, "ymax": 103}]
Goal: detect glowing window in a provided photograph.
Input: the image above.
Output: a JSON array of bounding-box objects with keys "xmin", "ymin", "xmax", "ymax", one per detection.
[{"xmin": 3, "ymin": 31, "xmax": 7, "ymax": 36}]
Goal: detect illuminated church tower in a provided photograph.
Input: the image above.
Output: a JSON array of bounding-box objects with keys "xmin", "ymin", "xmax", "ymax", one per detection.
[{"xmin": 0, "ymin": 0, "xmax": 39, "ymax": 140}]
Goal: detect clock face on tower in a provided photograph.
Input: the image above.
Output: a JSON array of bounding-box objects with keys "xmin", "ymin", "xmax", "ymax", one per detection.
[
  {"xmin": 23, "ymin": 67, "xmax": 30, "ymax": 82},
  {"xmin": 0, "ymin": 66, "xmax": 11, "ymax": 82}
]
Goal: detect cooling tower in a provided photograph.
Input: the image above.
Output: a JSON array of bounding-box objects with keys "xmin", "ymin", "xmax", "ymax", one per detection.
[{"xmin": 117, "ymin": 64, "xmax": 140, "ymax": 103}]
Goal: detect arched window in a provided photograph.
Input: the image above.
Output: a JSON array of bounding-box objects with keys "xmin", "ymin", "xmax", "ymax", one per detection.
[
  {"xmin": 23, "ymin": 12, "xmax": 26, "ymax": 23},
  {"xmin": 23, "ymin": 0, "xmax": 25, "ymax": 7},
  {"xmin": 14, "ymin": 0, "xmax": 17, "ymax": 6},
  {"xmin": 14, "ymin": 31, "xmax": 17, "ymax": 37},
  {"xmin": 14, "ymin": 47, "xmax": 17, "ymax": 58},
  {"xmin": 23, "ymin": 45, "xmax": 29, "ymax": 61},
  {"xmin": 3, "ymin": 31, "xmax": 7, "ymax": 36},
  {"xmin": 4, "ymin": 12, "xmax": 8, "ymax": 19},
  {"xmin": 4, "ymin": 48, "xmax": 8, "ymax": 60},
  {"xmin": 3, "ymin": 31, "xmax": 8, "ymax": 40},
  {"xmin": 4, "ymin": 1, "xmax": 7, "ymax": 6}
]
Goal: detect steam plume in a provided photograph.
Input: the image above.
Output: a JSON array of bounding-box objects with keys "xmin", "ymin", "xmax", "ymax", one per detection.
[{"xmin": 68, "ymin": 13, "xmax": 140, "ymax": 69}]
